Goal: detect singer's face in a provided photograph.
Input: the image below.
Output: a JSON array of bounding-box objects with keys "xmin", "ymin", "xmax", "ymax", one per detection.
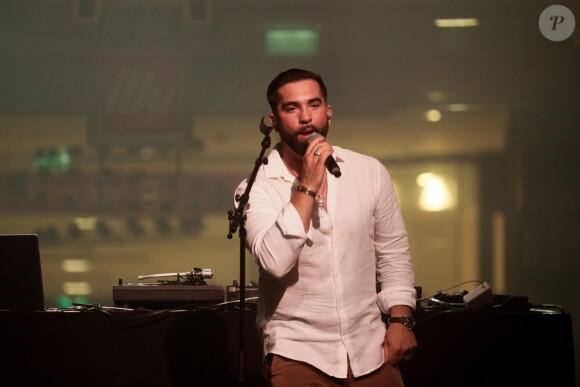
[{"xmin": 270, "ymin": 79, "xmax": 331, "ymax": 156}]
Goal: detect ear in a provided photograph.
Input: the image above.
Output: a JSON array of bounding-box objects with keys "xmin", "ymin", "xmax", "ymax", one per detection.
[
  {"xmin": 269, "ymin": 113, "xmax": 279, "ymax": 132},
  {"xmin": 326, "ymin": 105, "xmax": 333, "ymax": 123}
]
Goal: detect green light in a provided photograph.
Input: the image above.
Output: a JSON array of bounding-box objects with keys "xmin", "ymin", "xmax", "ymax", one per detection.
[
  {"xmin": 33, "ymin": 147, "xmax": 71, "ymax": 172},
  {"xmin": 56, "ymin": 294, "xmax": 73, "ymax": 308},
  {"xmin": 55, "ymin": 148, "xmax": 71, "ymax": 171},
  {"xmin": 266, "ymin": 30, "xmax": 319, "ymax": 55}
]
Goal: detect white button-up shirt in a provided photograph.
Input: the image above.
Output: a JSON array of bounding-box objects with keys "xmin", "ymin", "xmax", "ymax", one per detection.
[{"xmin": 235, "ymin": 145, "xmax": 415, "ymax": 378}]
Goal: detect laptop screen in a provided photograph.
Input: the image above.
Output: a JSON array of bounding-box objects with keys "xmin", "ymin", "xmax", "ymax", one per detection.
[{"xmin": 0, "ymin": 234, "xmax": 45, "ymax": 311}]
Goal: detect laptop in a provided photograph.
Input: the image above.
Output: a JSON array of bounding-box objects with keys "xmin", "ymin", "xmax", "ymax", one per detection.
[{"xmin": 0, "ymin": 234, "xmax": 45, "ymax": 311}]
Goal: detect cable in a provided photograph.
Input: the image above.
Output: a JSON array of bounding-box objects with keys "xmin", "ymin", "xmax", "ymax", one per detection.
[{"xmin": 62, "ymin": 298, "xmax": 260, "ymax": 330}]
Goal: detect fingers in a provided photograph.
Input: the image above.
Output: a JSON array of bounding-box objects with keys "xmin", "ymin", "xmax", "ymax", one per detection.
[
  {"xmin": 384, "ymin": 324, "xmax": 417, "ymax": 365},
  {"xmin": 306, "ymin": 135, "xmax": 332, "ymax": 158},
  {"xmin": 306, "ymin": 140, "xmax": 333, "ymax": 170},
  {"xmin": 390, "ymin": 345, "xmax": 414, "ymax": 364},
  {"xmin": 300, "ymin": 137, "xmax": 333, "ymax": 189},
  {"xmin": 387, "ymin": 348, "xmax": 414, "ymax": 365}
]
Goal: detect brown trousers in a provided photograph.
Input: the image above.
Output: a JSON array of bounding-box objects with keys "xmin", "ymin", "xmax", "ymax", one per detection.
[{"xmin": 264, "ymin": 354, "xmax": 404, "ymax": 387}]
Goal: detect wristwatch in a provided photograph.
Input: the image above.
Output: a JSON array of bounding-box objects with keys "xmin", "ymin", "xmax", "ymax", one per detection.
[{"xmin": 387, "ymin": 315, "xmax": 416, "ymax": 330}]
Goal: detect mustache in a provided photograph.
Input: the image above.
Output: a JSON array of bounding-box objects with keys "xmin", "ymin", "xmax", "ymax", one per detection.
[{"xmin": 298, "ymin": 125, "xmax": 319, "ymax": 135}]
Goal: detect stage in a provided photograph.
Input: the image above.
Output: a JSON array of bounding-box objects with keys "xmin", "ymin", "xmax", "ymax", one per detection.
[{"xmin": 0, "ymin": 303, "xmax": 574, "ymax": 386}]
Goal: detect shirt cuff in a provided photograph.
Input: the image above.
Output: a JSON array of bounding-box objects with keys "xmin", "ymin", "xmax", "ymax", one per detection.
[
  {"xmin": 276, "ymin": 202, "xmax": 313, "ymax": 241},
  {"xmin": 376, "ymin": 286, "xmax": 417, "ymax": 314}
]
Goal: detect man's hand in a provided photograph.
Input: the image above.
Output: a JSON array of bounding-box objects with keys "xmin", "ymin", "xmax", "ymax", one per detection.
[
  {"xmin": 291, "ymin": 135, "xmax": 332, "ymax": 232},
  {"xmin": 383, "ymin": 322, "xmax": 417, "ymax": 365},
  {"xmin": 383, "ymin": 305, "xmax": 417, "ymax": 365},
  {"xmin": 299, "ymin": 135, "xmax": 332, "ymax": 192}
]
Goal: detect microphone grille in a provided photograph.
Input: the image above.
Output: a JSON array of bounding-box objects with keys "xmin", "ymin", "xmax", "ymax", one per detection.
[{"xmin": 307, "ymin": 133, "xmax": 322, "ymax": 144}]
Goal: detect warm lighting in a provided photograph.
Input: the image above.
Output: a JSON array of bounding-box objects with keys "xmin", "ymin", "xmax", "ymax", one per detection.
[
  {"xmin": 140, "ymin": 147, "xmax": 154, "ymax": 160},
  {"xmin": 73, "ymin": 217, "xmax": 97, "ymax": 231},
  {"xmin": 63, "ymin": 282, "xmax": 92, "ymax": 296},
  {"xmin": 434, "ymin": 18, "xmax": 479, "ymax": 28},
  {"xmin": 417, "ymin": 173, "xmax": 455, "ymax": 211},
  {"xmin": 448, "ymin": 104, "xmax": 469, "ymax": 112},
  {"xmin": 62, "ymin": 259, "xmax": 91, "ymax": 273},
  {"xmin": 425, "ymin": 109, "xmax": 442, "ymax": 122},
  {"xmin": 426, "ymin": 91, "xmax": 447, "ymax": 103}
]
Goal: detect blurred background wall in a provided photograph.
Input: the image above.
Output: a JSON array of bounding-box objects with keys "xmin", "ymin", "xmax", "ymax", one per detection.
[{"xmin": 1, "ymin": 0, "xmax": 579, "ymax": 379}]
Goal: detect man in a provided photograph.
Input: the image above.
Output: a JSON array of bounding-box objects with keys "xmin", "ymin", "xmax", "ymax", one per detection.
[{"xmin": 235, "ymin": 69, "xmax": 416, "ymax": 386}]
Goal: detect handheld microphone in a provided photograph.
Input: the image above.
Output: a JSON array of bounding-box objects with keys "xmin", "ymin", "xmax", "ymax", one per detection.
[{"xmin": 307, "ymin": 133, "xmax": 341, "ymax": 178}]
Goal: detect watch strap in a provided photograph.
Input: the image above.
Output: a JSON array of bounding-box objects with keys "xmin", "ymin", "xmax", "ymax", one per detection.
[{"xmin": 387, "ymin": 315, "xmax": 416, "ymax": 330}]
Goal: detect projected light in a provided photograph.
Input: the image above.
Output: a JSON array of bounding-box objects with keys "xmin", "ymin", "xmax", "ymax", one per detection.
[
  {"xmin": 63, "ymin": 282, "xmax": 92, "ymax": 296},
  {"xmin": 434, "ymin": 18, "xmax": 479, "ymax": 28},
  {"xmin": 62, "ymin": 259, "xmax": 91, "ymax": 273},
  {"xmin": 448, "ymin": 104, "xmax": 469, "ymax": 112},
  {"xmin": 425, "ymin": 109, "xmax": 442, "ymax": 122},
  {"xmin": 266, "ymin": 29, "xmax": 319, "ymax": 55},
  {"xmin": 417, "ymin": 172, "xmax": 455, "ymax": 211},
  {"xmin": 73, "ymin": 217, "xmax": 97, "ymax": 231}
]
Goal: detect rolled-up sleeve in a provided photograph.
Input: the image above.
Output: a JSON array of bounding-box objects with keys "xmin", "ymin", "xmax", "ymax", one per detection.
[
  {"xmin": 235, "ymin": 172, "xmax": 313, "ymax": 279},
  {"xmin": 373, "ymin": 162, "xmax": 416, "ymax": 313}
]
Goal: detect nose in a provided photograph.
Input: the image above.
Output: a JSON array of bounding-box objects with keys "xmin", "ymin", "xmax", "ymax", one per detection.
[{"xmin": 299, "ymin": 108, "xmax": 312, "ymax": 124}]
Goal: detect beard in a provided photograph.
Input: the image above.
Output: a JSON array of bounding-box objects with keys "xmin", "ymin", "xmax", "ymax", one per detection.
[{"xmin": 278, "ymin": 122, "xmax": 330, "ymax": 157}]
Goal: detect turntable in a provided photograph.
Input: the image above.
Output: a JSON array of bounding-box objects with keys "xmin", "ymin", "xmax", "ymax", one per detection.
[{"xmin": 113, "ymin": 268, "xmax": 224, "ymax": 309}]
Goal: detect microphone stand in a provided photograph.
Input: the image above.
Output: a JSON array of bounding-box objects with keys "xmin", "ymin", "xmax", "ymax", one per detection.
[{"xmin": 227, "ymin": 117, "xmax": 272, "ymax": 386}]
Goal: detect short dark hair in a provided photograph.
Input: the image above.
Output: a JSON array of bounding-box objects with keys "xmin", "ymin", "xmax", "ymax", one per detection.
[{"xmin": 267, "ymin": 68, "xmax": 328, "ymax": 113}]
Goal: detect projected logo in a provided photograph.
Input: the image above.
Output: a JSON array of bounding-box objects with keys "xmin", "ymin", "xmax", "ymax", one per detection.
[
  {"xmin": 96, "ymin": 51, "xmax": 186, "ymax": 145},
  {"xmin": 539, "ymin": 5, "xmax": 575, "ymax": 42}
]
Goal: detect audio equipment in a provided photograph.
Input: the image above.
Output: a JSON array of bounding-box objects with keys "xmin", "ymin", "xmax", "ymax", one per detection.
[{"xmin": 113, "ymin": 268, "xmax": 224, "ymax": 309}]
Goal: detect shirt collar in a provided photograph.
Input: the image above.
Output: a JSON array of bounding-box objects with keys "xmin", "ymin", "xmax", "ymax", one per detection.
[
  {"xmin": 265, "ymin": 143, "xmax": 345, "ymax": 181},
  {"xmin": 264, "ymin": 145, "xmax": 296, "ymax": 182}
]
